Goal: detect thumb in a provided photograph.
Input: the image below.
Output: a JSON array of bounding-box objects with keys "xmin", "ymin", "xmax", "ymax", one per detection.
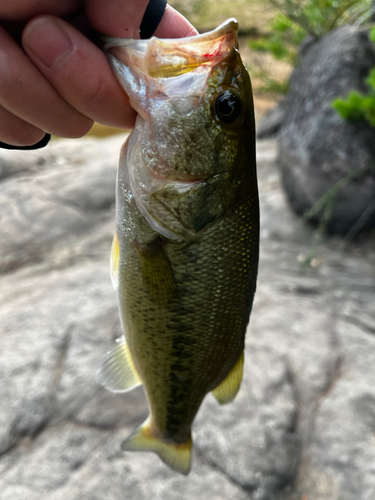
[{"xmin": 84, "ymin": 0, "xmax": 197, "ymax": 39}]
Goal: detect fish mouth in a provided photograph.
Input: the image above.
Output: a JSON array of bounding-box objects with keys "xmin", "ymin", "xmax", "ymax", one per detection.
[
  {"xmin": 102, "ymin": 19, "xmax": 239, "ymax": 105},
  {"xmin": 103, "ymin": 18, "xmax": 239, "ymax": 60}
]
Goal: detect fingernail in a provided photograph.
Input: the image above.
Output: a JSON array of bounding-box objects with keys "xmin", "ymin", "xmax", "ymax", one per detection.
[{"xmin": 24, "ymin": 17, "xmax": 72, "ymax": 68}]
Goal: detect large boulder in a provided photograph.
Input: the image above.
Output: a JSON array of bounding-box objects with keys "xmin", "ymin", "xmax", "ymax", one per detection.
[
  {"xmin": 0, "ymin": 137, "xmax": 375, "ymax": 500},
  {"xmin": 256, "ymin": 100, "xmax": 286, "ymax": 139},
  {"xmin": 278, "ymin": 25, "xmax": 375, "ymax": 234}
]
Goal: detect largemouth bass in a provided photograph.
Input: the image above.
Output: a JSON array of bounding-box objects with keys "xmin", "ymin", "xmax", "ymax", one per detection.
[{"xmin": 98, "ymin": 19, "xmax": 259, "ymax": 475}]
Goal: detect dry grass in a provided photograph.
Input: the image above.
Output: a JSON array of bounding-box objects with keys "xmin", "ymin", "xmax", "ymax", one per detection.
[
  {"xmin": 170, "ymin": 0, "xmax": 275, "ymax": 32},
  {"xmin": 239, "ymin": 36, "xmax": 292, "ymax": 120}
]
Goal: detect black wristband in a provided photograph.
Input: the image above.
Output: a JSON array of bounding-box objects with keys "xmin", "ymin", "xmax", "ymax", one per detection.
[
  {"xmin": 0, "ymin": 133, "xmax": 51, "ymax": 151},
  {"xmin": 140, "ymin": 0, "xmax": 168, "ymax": 39}
]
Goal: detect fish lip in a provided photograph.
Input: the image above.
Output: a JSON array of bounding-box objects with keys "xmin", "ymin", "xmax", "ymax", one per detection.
[
  {"xmin": 102, "ymin": 18, "xmax": 239, "ymax": 81},
  {"xmin": 102, "ymin": 18, "xmax": 240, "ymax": 113},
  {"xmin": 102, "ymin": 18, "xmax": 239, "ymax": 50}
]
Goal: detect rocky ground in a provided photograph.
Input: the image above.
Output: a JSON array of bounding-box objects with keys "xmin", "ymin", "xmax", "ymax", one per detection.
[{"xmin": 0, "ymin": 135, "xmax": 374, "ymax": 500}]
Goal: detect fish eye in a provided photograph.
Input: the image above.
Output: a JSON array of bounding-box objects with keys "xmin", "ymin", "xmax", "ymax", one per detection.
[{"xmin": 214, "ymin": 91, "xmax": 242, "ymax": 124}]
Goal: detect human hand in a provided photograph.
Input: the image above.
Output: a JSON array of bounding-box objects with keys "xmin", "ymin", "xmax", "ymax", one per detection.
[{"xmin": 0, "ymin": 0, "xmax": 197, "ymax": 147}]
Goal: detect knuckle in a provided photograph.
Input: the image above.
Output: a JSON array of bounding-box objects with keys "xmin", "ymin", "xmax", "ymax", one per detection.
[
  {"xmin": 75, "ymin": 75, "xmax": 105, "ymax": 109},
  {"xmin": 17, "ymin": 128, "xmax": 45, "ymax": 145},
  {"xmin": 0, "ymin": 68, "xmax": 17, "ymax": 103},
  {"xmin": 61, "ymin": 114, "xmax": 93, "ymax": 138},
  {"xmin": 48, "ymin": 98, "xmax": 93, "ymax": 138},
  {"xmin": 3, "ymin": 117, "xmax": 44, "ymax": 146}
]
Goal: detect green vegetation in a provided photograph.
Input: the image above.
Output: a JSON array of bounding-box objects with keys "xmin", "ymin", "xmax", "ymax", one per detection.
[
  {"xmin": 303, "ymin": 21, "xmax": 375, "ymax": 265},
  {"xmin": 302, "ymin": 22, "xmax": 375, "ymax": 267},
  {"xmin": 249, "ymin": 14, "xmax": 306, "ymax": 66},
  {"xmin": 333, "ymin": 26, "xmax": 375, "ymax": 126},
  {"xmin": 266, "ymin": 0, "xmax": 372, "ymax": 37},
  {"xmin": 252, "ymin": 69, "xmax": 290, "ymax": 94},
  {"xmin": 169, "ymin": 0, "xmax": 273, "ymax": 32},
  {"xmin": 249, "ymin": 0, "xmax": 373, "ymax": 94}
]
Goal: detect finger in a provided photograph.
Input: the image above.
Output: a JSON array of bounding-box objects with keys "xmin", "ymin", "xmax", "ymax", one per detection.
[
  {"xmin": 0, "ymin": 104, "xmax": 46, "ymax": 146},
  {"xmin": 0, "ymin": 26, "xmax": 93, "ymax": 138},
  {"xmin": 23, "ymin": 16, "xmax": 137, "ymax": 129},
  {"xmin": 85, "ymin": 0, "xmax": 197, "ymax": 39},
  {"xmin": 84, "ymin": 0, "xmax": 150, "ymax": 38},
  {"xmin": 154, "ymin": 5, "xmax": 198, "ymax": 38}
]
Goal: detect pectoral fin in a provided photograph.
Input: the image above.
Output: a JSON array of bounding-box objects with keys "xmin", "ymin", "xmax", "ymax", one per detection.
[
  {"xmin": 97, "ymin": 336, "xmax": 142, "ymax": 393},
  {"xmin": 212, "ymin": 351, "xmax": 244, "ymax": 405},
  {"xmin": 135, "ymin": 237, "xmax": 176, "ymax": 303},
  {"xmin": 110, "ymin": 231, "xmax": 120, "ymax": 290}
]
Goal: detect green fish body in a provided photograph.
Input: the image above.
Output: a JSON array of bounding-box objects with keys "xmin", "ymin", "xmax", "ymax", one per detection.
[{"xmin": 98, "ymin": 19, "xmax": 259, "ymax": 475}]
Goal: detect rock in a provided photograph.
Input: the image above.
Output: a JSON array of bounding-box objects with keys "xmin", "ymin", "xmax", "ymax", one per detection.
[
  {"xmin": 306, "ymin": 320, "xmax": 375, "ymax": 500},
  {"xmin": 278, "ymin": 26, "xmax": 375, "ymax": 234},
  {"xmin": 297, "ymin": 34, "xmax": 317, "ymax": 59},
  {"xmin": 256, "ymin": 102, "xmax": 286, "ymax": 139},
  {"xmin": 0, "ymin": 423, "xmax": 109, "ymax": 493},
  {"xmin": 0, "ymin": 425, "xmax": 252, "ymax": 500},
  {"xmin": 0, "ymin": 136, "xmax": 124, "ymax": 273},
  {"xmin": 0, "ymin": 135, "xmax": 374, "ymax": 500},
  {"xmin": 195, "ymin": 345, "xmax": 300, "ymax": 500}
]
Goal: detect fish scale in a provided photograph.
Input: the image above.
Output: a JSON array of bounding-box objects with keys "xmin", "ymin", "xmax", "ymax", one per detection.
[
  {"xmin": 98, "ymin": 18, "xmax": 259, "ymax": 474},
  {"xmin": 119, "ymin": 190, "xmax": 257, "ymax": 441}
]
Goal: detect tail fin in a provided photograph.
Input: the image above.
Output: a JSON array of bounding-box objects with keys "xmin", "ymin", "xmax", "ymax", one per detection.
[{"xmin": 121, "ymin": 419, "xmax": 192, "ymax": 475}]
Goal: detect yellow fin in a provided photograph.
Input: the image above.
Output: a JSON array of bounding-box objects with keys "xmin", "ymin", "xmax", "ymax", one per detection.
[
  {"xmin": 110, "ymin": 231, "xmax": 120, "ymax": 290},
  {"xmin": 121, "ymin": 419, "xmax": 192, "ymax": 475},
  {"xmin": 135, "ymin": 237, "xmax": 176, "ymax": 303},
  {"xmin": 97, "ymin": 336, "xmax": 142, "ymax": 393},
  {"xmin": 212, "ymin": 351, "xmax": 244, "ymax": 405}
]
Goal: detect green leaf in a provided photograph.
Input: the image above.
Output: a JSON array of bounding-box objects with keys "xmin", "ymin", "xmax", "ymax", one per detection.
[
  {"xmin": 260, "ymin": 79, "xmax": 289, "ymax": 94},
  {"xmin": 362, "ymin": 96, "xmax": 375, "ymax": 125},
  {"xmin": 365, "ymin": 68, "xmax": 375, "ymax": 92},
  {"xmin": 332, "ymin": 91, "xmax": 367, "ymax": 121}
]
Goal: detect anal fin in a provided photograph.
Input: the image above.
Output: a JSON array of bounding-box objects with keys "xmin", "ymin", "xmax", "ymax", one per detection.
[
  {"xmin": 122, "ymin": 418, "xmax": 192, "ymax": 475},
  {"xmin": 97, "ymin": 336, "xmax": 142, "ymax": 393},
  {"xmin": 212, "ymin": 351, "xmax": 244, "ymax": 405}
]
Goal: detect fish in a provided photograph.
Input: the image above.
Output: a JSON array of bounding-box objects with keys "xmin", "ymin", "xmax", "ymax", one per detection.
[{"xmin": 98, "ymin": 18, "xmax": 259, "ymax": 475}]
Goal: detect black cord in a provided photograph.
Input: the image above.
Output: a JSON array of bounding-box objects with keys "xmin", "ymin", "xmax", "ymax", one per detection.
[
  {"xmin": 140, "ymin": 0, "xmax": 168, "ymax": 39},
  {"xmin": 0, "ymin": 133, "xmax": 51, "ymax": 150}
]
